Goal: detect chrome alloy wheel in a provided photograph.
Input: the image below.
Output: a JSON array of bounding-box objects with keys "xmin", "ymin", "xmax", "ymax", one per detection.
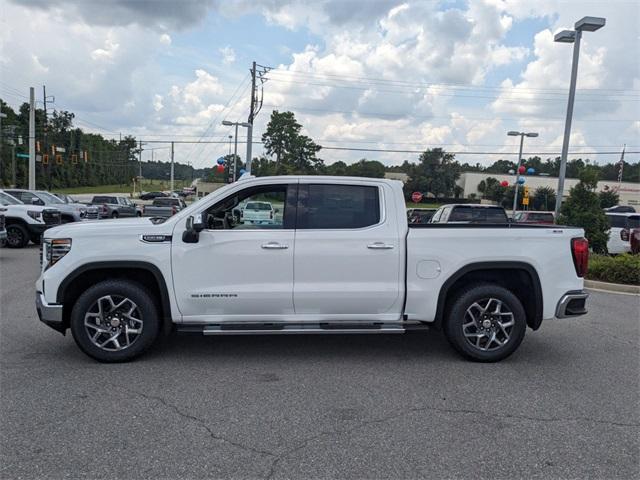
[
  {"xmin": 84, "ymin": 295, "xmax": 143, "ymax": 351},
  {"xmin": 462, "ymin": 298, "xmax": 515, "ymax": 352}
]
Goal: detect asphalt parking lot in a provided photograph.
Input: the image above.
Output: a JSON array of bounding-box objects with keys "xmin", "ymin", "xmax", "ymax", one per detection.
[{"xmin": 1, "ymin": 245, "xmax": 638, "ymax": 479}]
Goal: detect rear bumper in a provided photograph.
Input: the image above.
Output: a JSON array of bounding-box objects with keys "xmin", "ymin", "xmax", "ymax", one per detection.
[
  {"xmin": 555, "ymin": 290, "xmax": 589, "ymax": 318},
  {"xmin": 36, "ymin": 291, "xmax": 66, "ymax": 334}
]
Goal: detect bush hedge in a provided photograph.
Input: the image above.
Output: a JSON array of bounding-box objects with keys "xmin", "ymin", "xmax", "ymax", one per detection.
[{"xmin": 587, "ymin": 254, "xmax": 640, "ymax": 285}]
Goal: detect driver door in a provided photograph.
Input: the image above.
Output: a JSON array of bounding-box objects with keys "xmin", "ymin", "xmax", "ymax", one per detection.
[{"xmin": 171, "ymin": 181, "xmax": 297, "ymax": 323}]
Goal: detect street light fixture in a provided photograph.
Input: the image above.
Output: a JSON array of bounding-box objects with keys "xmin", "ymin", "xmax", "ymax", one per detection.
[
  {"xmin": 553, "ymin": 15, "xmax": 606, "ymax": 219},
  {"xmin": 222, "ymin": 120, "xmax": 251, "ymax": 181},
  {"xmin": 507, "ymin": 130, "xmax": 539, "ymax": 215}
]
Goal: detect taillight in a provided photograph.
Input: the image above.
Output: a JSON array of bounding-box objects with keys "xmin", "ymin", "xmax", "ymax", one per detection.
[
  {"xmin": 101, "ymin": 204, "xmax": 108, "ymax": 214},
  {"xmin": 172, "ymin": 206, "xmax": 177, "ymax": 215},
  {"xmin": 571, "ymin": 237, "xmax": 589, "ymax": 278},
  {"xmin": 270, "ymin": 210, "xmax": 273, "ymax": 219},
  {"xmin": 621, "ymin": 229, "xmax": 629, "ymax": 241},
  {"xmin": 142, "ymin": 205, "xmax": 146, "ymax": 214}
]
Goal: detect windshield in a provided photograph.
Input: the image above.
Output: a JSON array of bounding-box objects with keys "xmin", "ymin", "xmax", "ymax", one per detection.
[
  {"xmin": 0, "ymin": 191, "xmax": 23, "ymax": 205},
  {"xmin": 37, "ymin": 191, "xmax": 64, "ymax": 204},
  {"xmin": 628, "ymin": 216, "xmax": 640, "ymax": 229}
]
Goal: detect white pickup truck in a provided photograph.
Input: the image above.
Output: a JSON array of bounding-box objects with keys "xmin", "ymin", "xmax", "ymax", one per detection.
[{"xmin": 36, "ymin": 175, "xmax": 590, "ymax": 363}]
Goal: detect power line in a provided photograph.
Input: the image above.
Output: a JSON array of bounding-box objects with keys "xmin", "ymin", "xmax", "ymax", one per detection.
[{"xmin": 267, "ymin": 69, "xmax": 640, "ymax": 95}]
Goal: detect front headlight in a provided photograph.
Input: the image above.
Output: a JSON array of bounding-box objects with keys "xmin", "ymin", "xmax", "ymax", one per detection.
[
  {"xmin": 43, "ymin": 238, "xmax": 72, "ymax": 270},
  {"xmin": 27, "ymin": 210, "xmax": 43, "ymax": 221}
]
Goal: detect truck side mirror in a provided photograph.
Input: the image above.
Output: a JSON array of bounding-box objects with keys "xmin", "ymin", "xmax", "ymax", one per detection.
[
  {"xmin": 183, "ymin": 214, "xmax": 205, "ymax": 243},
  {"xmin": 32, "ymin": 198, "xmax": 44, "ymax": 206}
]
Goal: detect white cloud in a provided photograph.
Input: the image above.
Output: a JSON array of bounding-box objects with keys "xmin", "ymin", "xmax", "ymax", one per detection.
[
  {"xmin": 159, "ymin": 33, "xmax": 172, "ymax": 46},
  {"xmin": 219, "ymin": 45, "xmax": 235, "ymax": 65}
]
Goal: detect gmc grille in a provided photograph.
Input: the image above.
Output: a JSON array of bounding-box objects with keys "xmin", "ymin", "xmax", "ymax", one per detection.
[{"xmin": 42, "ymin": 209, "xmax": 62, "ymax": 226}]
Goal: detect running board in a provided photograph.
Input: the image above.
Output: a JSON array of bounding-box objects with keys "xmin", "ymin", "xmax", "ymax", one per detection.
[{"xmin": 176, "ymin": 322, "xmax": 430, "ymax": 336}]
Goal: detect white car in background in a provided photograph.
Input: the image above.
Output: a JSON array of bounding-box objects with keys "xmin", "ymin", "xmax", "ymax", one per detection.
[
  {"xmin": 241, "ymin": 201, "xmax": 275, "ymax": 224},
  {"xmin": 605, "ymin": 212, "xmax": 640, "ymax": 254}
]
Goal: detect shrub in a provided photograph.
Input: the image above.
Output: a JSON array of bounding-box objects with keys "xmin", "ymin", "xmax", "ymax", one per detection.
[{"xmin": 587, "ymin": 254, "xmax": 640, "ymax": 285}]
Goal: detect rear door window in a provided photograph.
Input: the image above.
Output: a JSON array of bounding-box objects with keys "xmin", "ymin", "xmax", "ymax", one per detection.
[
  {"xmin": 297, "ymin": 184, "xmax": 380, "ymax": 229},
  {"xmin": 606, "ymin": 215, "xmax": 628, "ymax": 228}
]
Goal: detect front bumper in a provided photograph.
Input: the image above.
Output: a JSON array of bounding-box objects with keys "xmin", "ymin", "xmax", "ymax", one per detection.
[
  {"xmin": 555, "ymin": 290, "xmax": 589, "ymax": 318},
  {"xmin": 36, "ymin": 291, "xmax": 66, "ymax": 334}
]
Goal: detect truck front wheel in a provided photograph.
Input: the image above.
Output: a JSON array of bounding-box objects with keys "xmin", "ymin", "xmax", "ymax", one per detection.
[
  {"xmin": 5, "ymin": 224, "xmax": 29, "ymax": 248},
  {"xmin": 444, "ymin": 283, "xmax": 526, "ymax": 362},
  {"xmin": 70, "ymin": 280, "xmax": 160, "ymax": 362}
]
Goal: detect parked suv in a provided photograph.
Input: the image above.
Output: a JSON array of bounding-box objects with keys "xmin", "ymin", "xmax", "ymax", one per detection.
[
  {"xmin": 605, "ymin": 212, "xmax": 640, "ymax": 254},
  {"xmin": 0, "ymin": 207, "xmax": 6, "ymax": 243},
  {"xmin": 90, "ymin": 195, "xmax": 140, "ymax": 218},
  {"xmin": 0, "ymin": 190, "xmax": 61, "ymax": 247},
  {"xmin": 4, "ymin": 189, "xmax": 93, "ymax": 223},
  {"xmin": 430, "ymin": 204, "xmax": 509, "ymax": 224},
  {"xmin": 513, "ymin": 211, "xmax": 555, "ymax": 224},
  {"xmin": 241, "ymin": 201, "xmax": 276, "ymax": 224},
  {"xmin": 139, "ymin": 191, "xmax": 167, "ymax": 201}
]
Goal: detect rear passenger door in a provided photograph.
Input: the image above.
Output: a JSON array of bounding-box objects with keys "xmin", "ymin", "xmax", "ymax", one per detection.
[{"xmin": 293, "ymin": 181, "xmax": 403, "ymax": 321}]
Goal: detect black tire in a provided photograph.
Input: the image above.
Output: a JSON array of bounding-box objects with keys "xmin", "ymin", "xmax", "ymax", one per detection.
[
  {"xmin": 136, "ymin": 212, "xmax": 142, "ymax": 217},
  {"xmin": 70, "ymin": 280, "xmax": 160, "ymax": 362},
  {"xmin": 444, "ymin": 283, "xmax": 526, "ymax": 362},
  {"xmin": 5, "ymin": 224, "xmax": 29, "ymax": 248},
  {"xmin": 30, "ymin": 234, "xmax": 42, "ymax": 245},
  {"xmin": 111, "ymin": 211, "xmax": 119, "ymax": 219}
]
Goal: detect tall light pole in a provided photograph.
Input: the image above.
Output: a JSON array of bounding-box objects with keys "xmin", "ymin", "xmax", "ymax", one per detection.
[
  {"xmin": 222, "ymin": 120, "xmax": 251, "ymax": 181},
  {"xmin": 553, "ymin": 16, "xmax": 606, "ymax": 218},
  {"xmin": 507, "ymin": 131, "xmax": 538, "ymax": 215}
]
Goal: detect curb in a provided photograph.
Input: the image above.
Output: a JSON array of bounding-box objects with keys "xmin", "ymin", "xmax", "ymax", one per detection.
[{"xmin": 584, "ymin": 279, "xmax": 640, "ymax": 295}]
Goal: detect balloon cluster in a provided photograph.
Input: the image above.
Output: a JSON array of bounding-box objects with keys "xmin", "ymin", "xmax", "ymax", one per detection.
[{"xmin": 216, "ymin": 157, "xmax": 225, "ymax": 173}]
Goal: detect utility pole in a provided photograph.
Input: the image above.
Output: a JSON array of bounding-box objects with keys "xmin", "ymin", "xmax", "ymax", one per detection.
[
  {"xmin": 0, "ymin": 111, "xmax": 5, "ymax": 182},
  {"xmin": 138, "ymin": 140, "xmax": 142, "ymax": 178},
  {"xmin": 42, "ymin": 85, "xmax": 54, "ymax": 190},
  {"xmin": 246, "ymin": 61, "xmax": 256, "ymax": 174},
  {"xmin": 28, "ymin": 87, "xmax": 36, "ymax": 189},
  {"xmin": 170, "ymin": 141, "xmax": 174, "ymax": 192}
]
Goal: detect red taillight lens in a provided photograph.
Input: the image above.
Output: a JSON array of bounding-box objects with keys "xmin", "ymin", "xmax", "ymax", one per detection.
[
  {"xmin": 172, "ymin": 206, "xmax": 177, "ymax": 215},
  {"xmin": 621, "ymin": 229, "xmax": 629, "ymax": 241},
  {"xmin": 571, "ymin": 237, "xmax": 589, "ymax": 278},
  {"xmin": 101, "ymin": 205, "xmax": 108, "ymax": 214}
]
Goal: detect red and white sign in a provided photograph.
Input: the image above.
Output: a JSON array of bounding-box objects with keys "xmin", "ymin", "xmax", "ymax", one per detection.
[{"xmin": 411, "ymin": 192, "xmax": 423, "ymax": 203}]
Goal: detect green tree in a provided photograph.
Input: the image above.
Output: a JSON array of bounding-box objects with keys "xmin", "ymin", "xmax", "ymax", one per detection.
[
  {"xmin": 559, "ymin": 167, "xmax": 609, "ymax": 253},
  {"xmin": 261, "ymin": 110, "xmax": 322, "ymax": 175},
  {"xmin": 405, "ymin": 148, "xmax": 461, "ymax": 199},
  {"xmin": 532, "ymin": 186, "xmax": 557, "ymax": 211},
  {"xmin": 346, "ymin": 159, "xmax": 385, "ymax": 178},
  {"xmin": 598, "ymin": 185, "xmax": 619, "ymax": 208}
]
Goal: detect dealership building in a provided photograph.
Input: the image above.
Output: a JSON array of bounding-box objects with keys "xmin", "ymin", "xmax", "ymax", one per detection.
[{"xmin": 455, "ymin": 172, "xmax": 640, "ymax": 207}]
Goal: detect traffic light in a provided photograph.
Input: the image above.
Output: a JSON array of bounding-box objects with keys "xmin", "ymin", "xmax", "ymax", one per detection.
[
  {"xmin": 36, "ymin": 141, "xmax": 41, "ymax": 153},
  {"xmin": 56, "ymin": 154, "xmax": 63, "ymax": 165},
  {"xmin": 71, "ymin": 154, "xmax": 78, "ymax": 164},
  {"xmin": 523, "ymin": 186, "xmax": 530, "ymax": 197},
  {"xmin": 42, "ymin": 154, "xmax": 49, "ymax": 165}
]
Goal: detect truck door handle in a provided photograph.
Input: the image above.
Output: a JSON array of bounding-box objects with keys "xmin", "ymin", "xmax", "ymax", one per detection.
[
  {"xmin": 261, "ymin": 242, "xmax": 288, "ymax": 250},
  {"xmin": 367, "ymin": 242, "xmax": 394, "ymax": 250}
]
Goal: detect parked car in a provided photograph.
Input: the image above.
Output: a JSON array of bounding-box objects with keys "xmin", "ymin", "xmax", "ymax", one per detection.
[
  {"xmin": 4, "ymin": 189, "xmax": 93, "ymax": 223},
  {"xmin": 513, "ymin": 211, "xmax": 555, "ymax": 224},
  {"xmin": 630, "ymin": 228, "xmax": 640, "ymax": 255},
  {"xmin": 241, "ymin": 201, "xmax": 276, "ymax": 224},
  {"xmin": 36, "ymin": 175, "xmax": 588, "ymax": 363},
  {"xmin": 90, "ymin": 195, "xmax": 140, "ymax": 218},
  {"xmin": 142, "ymin": 197, "xmax": 187, "ymax": 217},
  {"xmin": 0, "ymin": 190, "xmax": 61, "ymax": 247},
  {"xmin": 139, "ymin": 191, "xmax": 167, "ymax": 201},
  {"xmin": 605, "ymin": 205, "xmax": 636, "ymax": 213},
  {"xmin": 407, "ymin": 208, "xmax": 436, "ymax": 224},
  {"xmin": 53, "ymin": 192, "xmax": 100, "ymax": 220},
  {"xmin": 0, "ymin": 207, "xmax": 6, "ymax": 243},
  {"xmin": 430, "ymin": 204, "xmax": 509, "ymax": 224},
  {"xmin": 605, "ymin": 212, "xmax": 640, "ymax": 254}
]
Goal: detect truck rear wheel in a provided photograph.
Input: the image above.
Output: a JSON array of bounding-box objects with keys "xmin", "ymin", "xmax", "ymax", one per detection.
[
  {"xmin": 5, "ymin": 224, "xmax": 29, "ymax": 248},
  {"xmin": 444, "ymin": 283, "xmax": 526, "ymax": 362},
  {"xmin": 70, "ymin": 280, "xmax": 160, "ymax": 362}
]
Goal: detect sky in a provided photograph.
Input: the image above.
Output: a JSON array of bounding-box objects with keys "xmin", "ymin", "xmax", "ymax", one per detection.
[{"xmin": 0, "ymin": 0, "xmax": 638, "ymax": 171}]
